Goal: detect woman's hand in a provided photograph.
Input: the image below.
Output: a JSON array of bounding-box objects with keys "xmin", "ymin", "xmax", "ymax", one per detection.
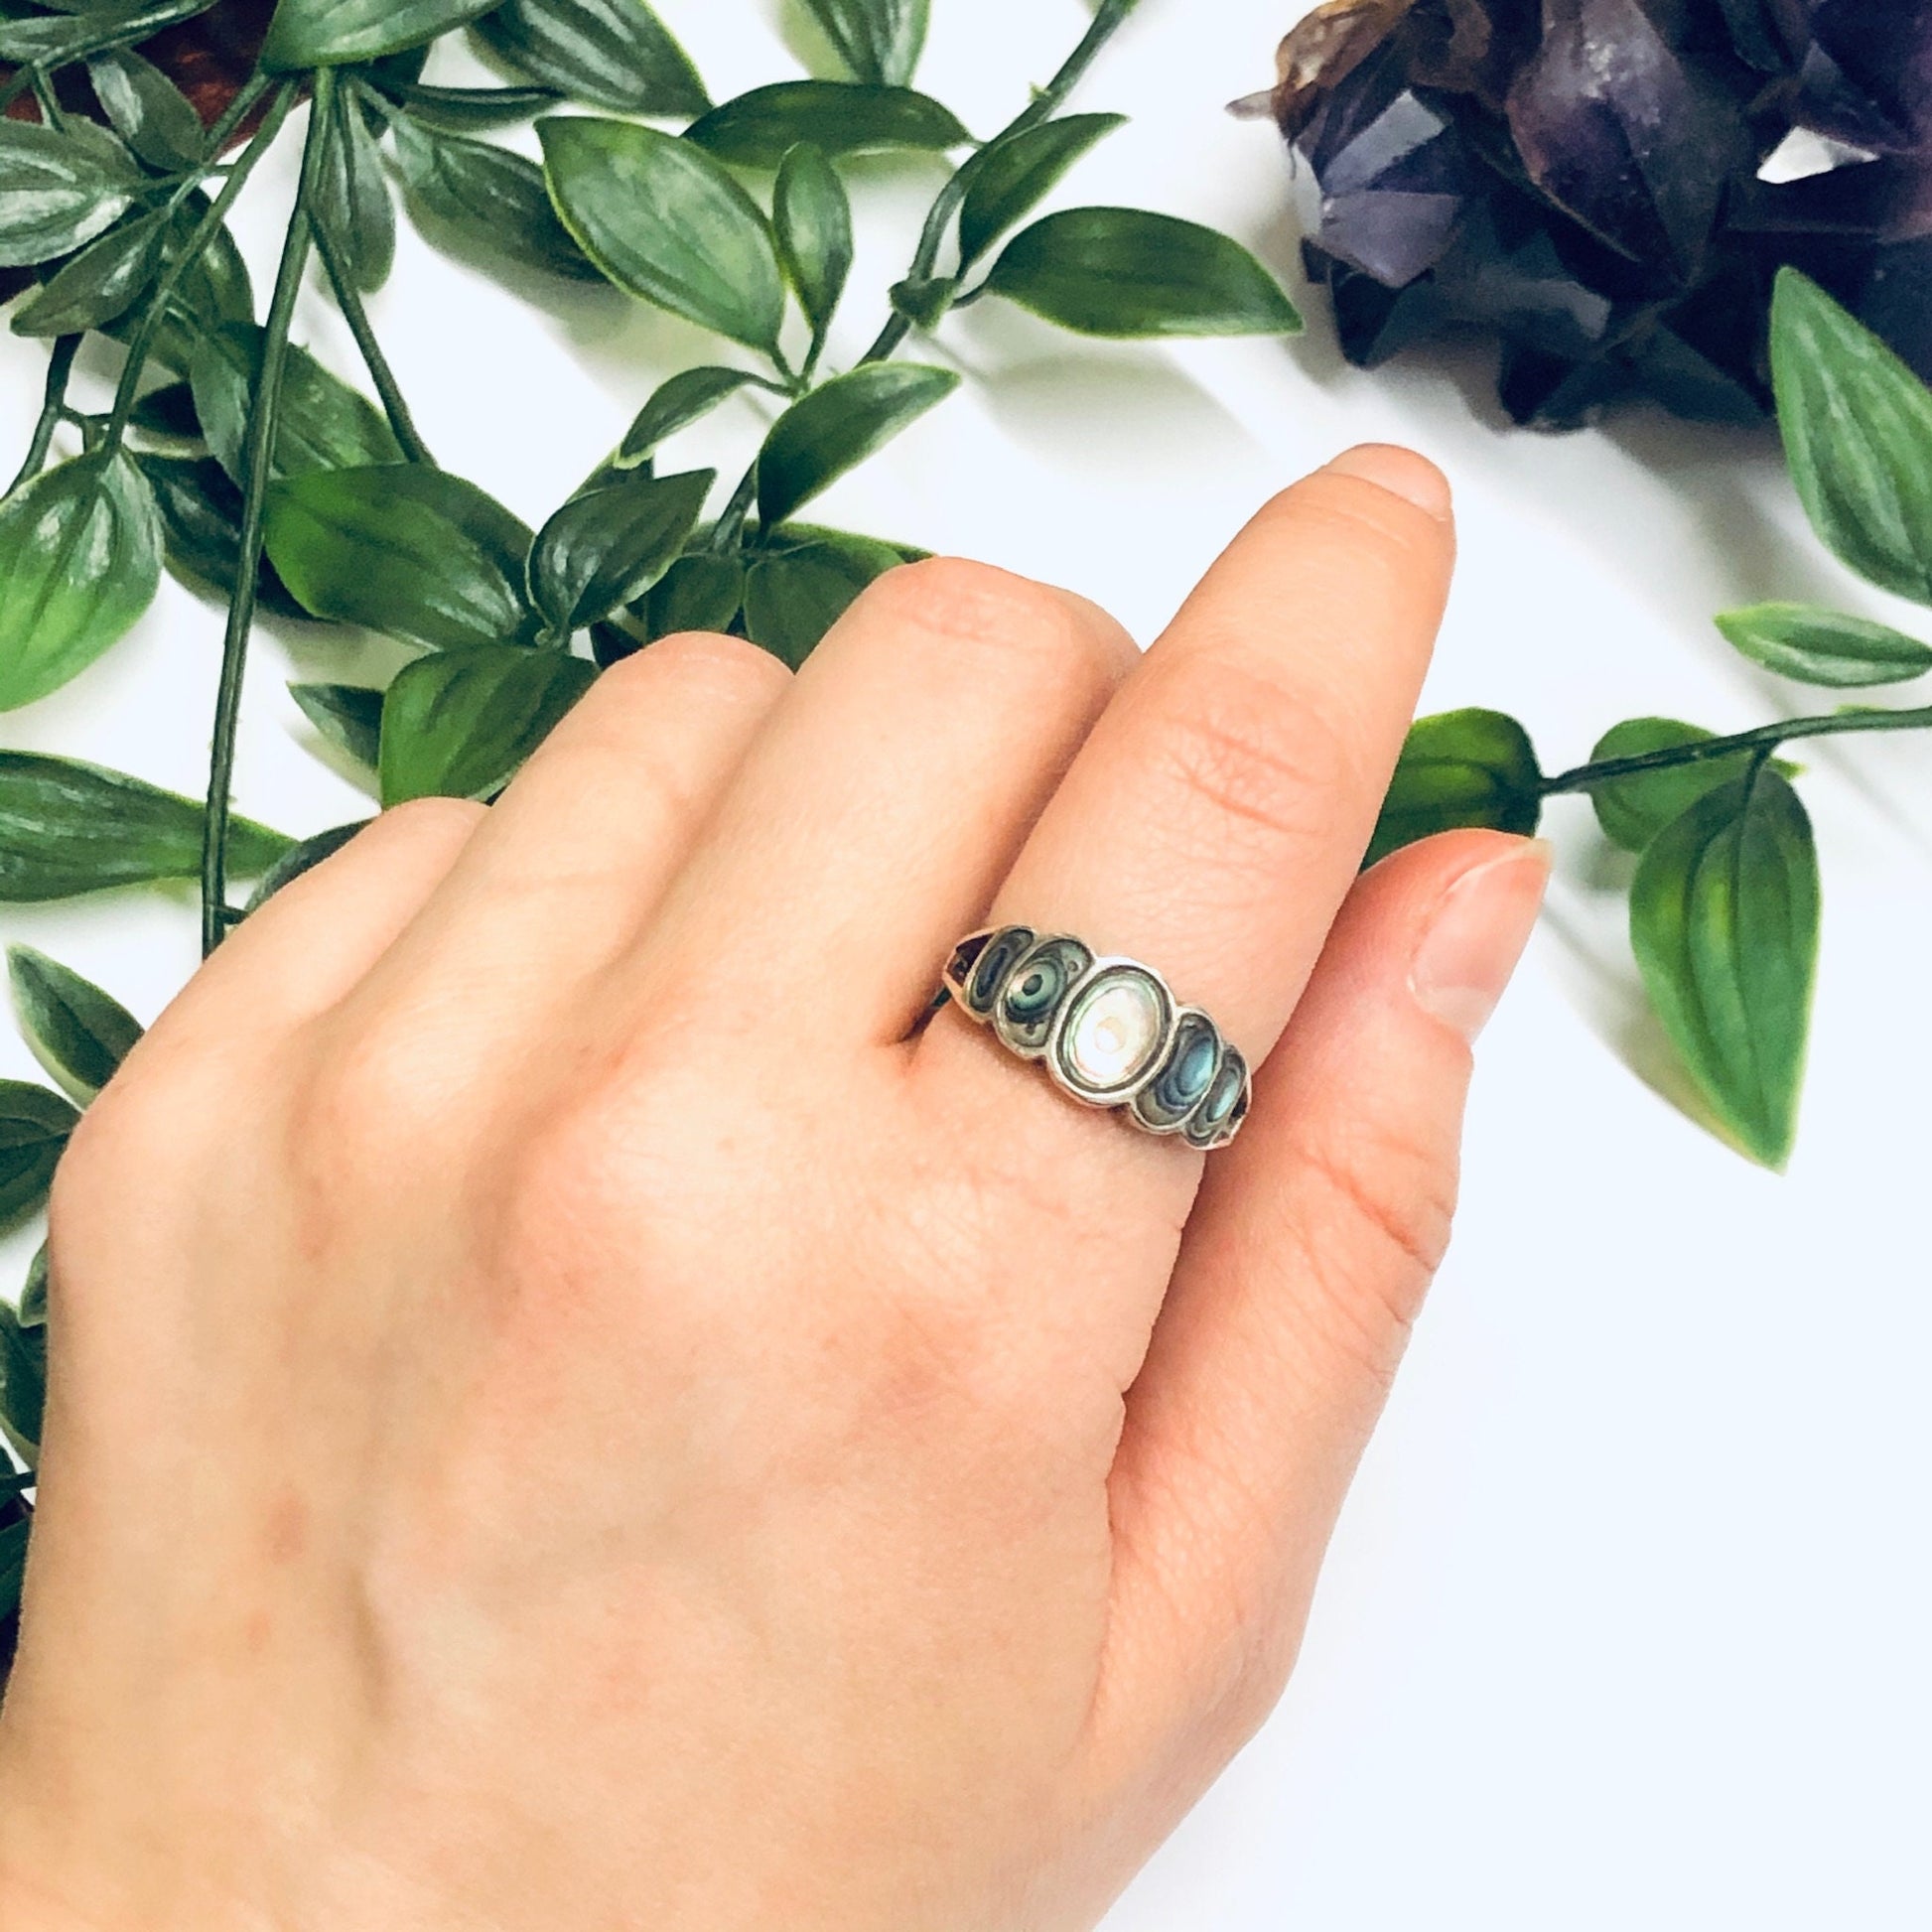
[{"xmin": 0, "ymin": 447, "xmax": 1545, "ymax": 1932}]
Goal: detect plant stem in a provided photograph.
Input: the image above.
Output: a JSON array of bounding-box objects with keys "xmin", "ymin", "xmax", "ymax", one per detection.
[
  {"xmin": 708, "ymin": 0, "xmax": 1149, "ymax": 553},
  {"xmin": 102, "ymin": 83, "xmax": 296, "ymax": 453},
  {"xmin": 858, "ymin": 0, "xmax": 1147, "ymax": 366},
  {"xmin": 203, "ymin": 68, "xmax": 275, "ymax": 159},
  {"xmin": 1540, "ymin": 705, "xmax": 1932, "ymax": 795},
  {"xmin": 5, "ymin": 337, "xmax": 80, "ymax": 496},
  {"xmin": 708, "ymin": 466, "xmax": 761, "ymax": 554},
  {"xmin": 31, "ymin": 69, "xmax": 70, "ymax": 132},
  {"xmin": 201, "ymin": 86, "xmax": 330, "ymax": 957},
  {"xmin": 314, "ymin": 219, "xmax": 435, "ymax": 463},
  {"xmin": 307, "ymin": 88, "xmax": 437, "ymax": 466}
]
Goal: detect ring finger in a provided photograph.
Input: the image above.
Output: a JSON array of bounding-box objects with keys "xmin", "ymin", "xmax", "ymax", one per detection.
[{"xmin": 915, "ymin": 446, "xmax": 1456, "ymax": 1206}]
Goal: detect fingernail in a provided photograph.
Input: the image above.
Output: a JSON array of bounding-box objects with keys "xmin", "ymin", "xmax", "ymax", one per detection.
[
  {"xmin": 1410, "ymin": 841, "xmax": 1551, "ymax": 1044},
  {"xmin": 1325, "ymin": 443, "xmax": 1453, "ymax": 520}
]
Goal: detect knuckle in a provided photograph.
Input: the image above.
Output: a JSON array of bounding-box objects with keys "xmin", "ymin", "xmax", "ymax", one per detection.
[
  {"xmin": 1150, "ymin": 658, "xmax": 1359, "ymax": 855},
  {"xmin": 493, "ymin": 1091, "xmax": 651, "ymax": 1277},
  {"xmin": 50, "ymin": 1084, "xmax": 146, "ymax": 1220},
  {"xmin": 283, "ymin": 1016, "xmax": 469, "ymax": 1208},
  {"xmin": 1276, "ymin": 468, "xmax": 1449, "ymax": 571},
  {"xmin": 868, "ymin": 556, "xmax": 1124, "ymax": 683},
  {"xmin": 627, "ymin": 626, "xmax": 792, "ymax": 701},
  {"xmin": 373, "ymin": 795, "xmax": 489, "ymax": 848}
]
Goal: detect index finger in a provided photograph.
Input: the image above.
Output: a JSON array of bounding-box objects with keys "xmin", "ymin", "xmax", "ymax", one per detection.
[{"xmin": 915, "ymin": 445, "xmax": 1454, "ymax": 1141}]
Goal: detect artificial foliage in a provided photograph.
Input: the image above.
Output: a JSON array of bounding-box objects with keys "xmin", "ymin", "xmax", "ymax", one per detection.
[
  {"xmin": 1369, "ymin": 268, "xmax": 1932, "ymax": 1171},
  {"xmin": 0, "ymin": 0, "xmax": 1301, "ymax": 1648},
  {"xmin": 0, "ymin": 0, "xmax": 1927, "ymax": 1673},
  {"xmin": 1263, "ymin": 0, "xmax": 1932, "ymax": 427}
]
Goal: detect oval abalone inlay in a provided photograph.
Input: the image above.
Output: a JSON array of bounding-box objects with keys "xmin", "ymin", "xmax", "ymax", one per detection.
[
  {"xmin": 966, "ymin": 925, "xmax": 1035, "ymax": 1017},
  {"xmin": 1053, "ymin": 966, "xmax": 1170, "ymax": 1100},
  {"xmin": 1133, "ymin": 1011, "xmax": 1222, "ymax": 1131},
  {"xmin": 995, "ymin": 936, "xmax": 1092, "ymax": 1057},
  {"xmin": 1184, "ymin": 1046, "xmax": 1249, "ymax": 1149}
]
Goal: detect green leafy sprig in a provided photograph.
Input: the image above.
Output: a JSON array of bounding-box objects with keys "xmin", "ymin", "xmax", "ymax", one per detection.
[
  {"xmin": 1371, "ymin": 270, "xmax": 1932, "ymax": 1171},
  {"xmin": 0, "ymin": 0, "xmax": 1302, "ymax": 1598}
]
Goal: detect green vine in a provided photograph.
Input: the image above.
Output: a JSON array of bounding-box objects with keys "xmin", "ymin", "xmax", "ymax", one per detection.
[
  {"xmin": 0, "ymin": 0, "xmax": 1304, "ymax": 1564},
  {"xmin": 1369, "ymin": 269, "xmax": 1932, "ymax": 1170}
]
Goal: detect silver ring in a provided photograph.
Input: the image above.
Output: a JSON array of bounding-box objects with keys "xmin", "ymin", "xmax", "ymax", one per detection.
[{"xmin": 938, "ymin": 926, "xmax": 1252, "ymax": 1150}]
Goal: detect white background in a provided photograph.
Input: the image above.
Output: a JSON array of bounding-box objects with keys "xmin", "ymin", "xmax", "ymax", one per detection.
[{"xmin": 2, "ymin": 2, "xmax": 1928, "ymax": 1925}]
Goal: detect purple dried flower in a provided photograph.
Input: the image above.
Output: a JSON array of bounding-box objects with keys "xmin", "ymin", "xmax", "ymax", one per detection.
[{"xmin": 1271, "ymin": 0, "xmax": 1932, "ymax": 426}]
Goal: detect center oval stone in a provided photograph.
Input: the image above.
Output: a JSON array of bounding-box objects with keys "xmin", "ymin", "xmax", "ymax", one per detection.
[{"xmin": 1055, "ymin": 967, "xmax": 1170, "ymax": 1099}]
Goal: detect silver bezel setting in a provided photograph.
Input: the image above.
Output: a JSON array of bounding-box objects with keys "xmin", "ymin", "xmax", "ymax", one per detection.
[
  {"xmin": 1045, "ymin": 958, "xmax": 1176, "ymax": 1108},
  {"xmin": 957, "ymin": 924, "xmax": 1035, "ymax": 1022},
  {"xmin": 1182, "ymin": 1043, "xmax": 1250, "ymax": 1151},
  {"xmin": 992, "ymin": 934, "xmax": 1094, "ymax": 1062},
  {"xmin": 937, "ymin": 925, "xmax": 1251, "ymax": 1150},
  {"xmin": 1131, "ymin": 1006, "xmax": 1225, "ymax": 1136}
]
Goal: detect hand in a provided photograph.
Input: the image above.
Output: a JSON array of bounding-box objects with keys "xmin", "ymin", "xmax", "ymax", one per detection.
[{"xmin": 0, "ymin": 447, "xmax": 1545, "ymax": 1932}]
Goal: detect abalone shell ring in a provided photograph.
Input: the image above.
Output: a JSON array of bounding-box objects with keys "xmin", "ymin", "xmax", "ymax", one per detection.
[{"xmin": 940, "ymin": 926, "xmax": 1252, "ymax": 1150}]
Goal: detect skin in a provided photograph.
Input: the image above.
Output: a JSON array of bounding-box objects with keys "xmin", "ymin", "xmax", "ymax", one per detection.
[{"xmin": 0, "ymin": 445, "xmax": 1548, "ymax": 1932}]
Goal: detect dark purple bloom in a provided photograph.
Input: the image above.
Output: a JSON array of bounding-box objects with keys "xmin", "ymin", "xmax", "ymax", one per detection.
[{"xmin": 1271, "ymin": 0, "xmax": 1932, "ymax": 426}]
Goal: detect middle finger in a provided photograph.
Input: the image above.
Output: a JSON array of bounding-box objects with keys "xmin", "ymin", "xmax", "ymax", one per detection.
[{"xmin": 915, "ymin": 447, "xmax": 1455, "ymax": 1166}]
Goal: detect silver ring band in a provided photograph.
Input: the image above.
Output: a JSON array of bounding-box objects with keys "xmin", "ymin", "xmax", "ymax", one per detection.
[{"xmin": 939, "ymin": 927, "xmax": 1251, "ymax": 1150}]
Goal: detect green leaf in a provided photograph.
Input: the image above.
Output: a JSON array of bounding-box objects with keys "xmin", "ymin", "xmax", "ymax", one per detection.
[
  {"xmin": 987, "ymin": 207, "xmax": 1302, "ymax": 339},
  {"xmin": 1365, "ymin": 709, "xmax": 1543, "ymax": 868},
  {"xmin": 0, "ymin": 752, "xmax": 290, "ymax": 901},
  {"xmin": 103, "ymin": 194, "xmax": 257, "ymax": 375},
  {"xmin": 377, "ymin": 79, "xmax": 560, "ymax": 131},
  {"xmin": 773, "ymin": 143, "xmax": 851, "ymax": 343},
  {"xmin": 685, "ymin": 81, "xmax": 968, "ymax": 170},
  {"xmin": 474, "ymin": 0, "xmax": 708, "ymax": 117},
  {"xmin": 0, "ymin": 119, "xmax": 140, "ymax": 270},
  {"xmin": 129, "ymin": 378, "xmax": 202, "ymax": 441},
  {"xmin": 0, "ymin": 10, "xmax": 102, "ymax": 64},
  {"xmin": 134, "ymin": 453, "xmax": 311, "ymax": 622},
  {"xmin": 538, "ymin": 116, "xmax": 785, "ymax": 352},
  {"xmin": 1771, "ymin": 268, "xmax": 1932, "ymax": 607},
  {"xmin": 365, "ymin": 42, "xmax": 436, "ymax": 89},
  {"xmin": 9, "ymin": 206, "xmax": 169, "ymax": 338},
  {"xmin": 800, "ymin": 0, "xmax": 928, "ymax": 85},
  {"xmin": 757, "ymin": 362, "xmax": 957, "ymax": 529},
  {"xmin": 86, "ymin": 47, "xmax": 205, "ymax": 172},
  {"xmin": 387, "ymin": 114, "xmax": 598, "ymax": 283},
  {"xmin": 190, "ymin": 324, "xmax": 402, "ymax": 485},
  {"xmin": 1715, "ymin": 602, "xmax": 1932, "ymax": 688},
  {"xmin": 742, "ymin": 530, "xmax": 903, "ymax": 667},
  {"xmin": 0, "ymin": 1515, "xmax": 32, "ymax": 1617},
  {"xmin": 643, "ymin": 551, "xmax": 744, "ymax": 640},
  {"xmin": 0, "ymin": 1299, "xmax": 46, "ymax": 1461},
  {"xmin": 1586, "ymin": 718, "xmax": 1799, "ymax": 855},
  {"xmin": 264, "ymin": 0, "xmax": 503, "ymax": 69},
  {"xmin": 7, "ymin": 946, "xmax": 142, "ymax": 1104},
  {"xmin": 1631, "ymin": 770, "xmax": 1819, "ymax": 1170},
  {"xmin": 769, "ymin": 521, "xmax": 928, "ymax": 567},
  {"xmin": 957, "ymin": 114, "xmax": 1127, "ymax": 268},
  {"xmin": 315, "ymin": 79, "xmax": 396, "ymax": 294},
  {"xmin": 379, "ymin": 642, "xmax": 596, "ymax": 804},
  {"xmin": 265, "ymin": 465, "xmax": 539, "ymax": 650},
  {"xmin": 0, "ymin": 452, "xmax": 162, "ymax": 712},
  {"xmin": 245, "ymin": 819, "xmax": 369, "ymax": 912},
  {"xmin": 528, "ymin": 467, "xmax": 712, "ymax": 635},
  {"xmin": 0, "ymin": 1516, "xmax": 31, "ymax": 1617},
  {"xmin": 618, "ymin": 365, "xmax": 768, "ymax": 467},
  {"xmin": 290, "ymin": 680, "xmax": 384, "ymax": 769},
  {"xmin": 19, "ymin": 1245, "xmax": 48, "ymax": 1330},
  {"xmin": 0, "ymin": 1083, "xmax": 77, "ymax": 1232}
]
